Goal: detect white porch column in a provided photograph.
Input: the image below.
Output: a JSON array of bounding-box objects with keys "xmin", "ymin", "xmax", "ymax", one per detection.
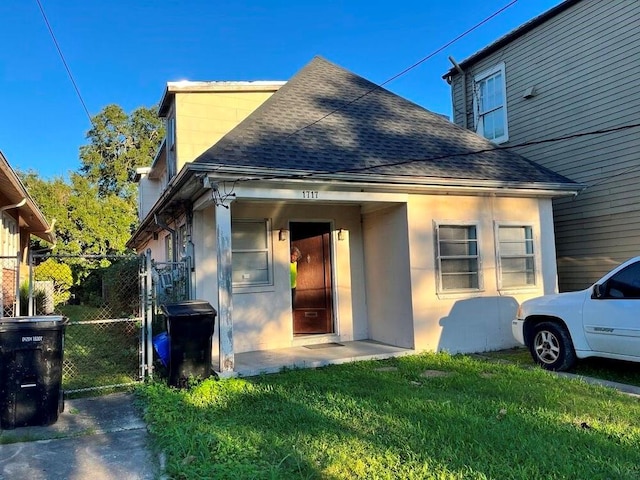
[{"xmin": 216, "ymin": 204, "xmax": 234, "ymax": 372}]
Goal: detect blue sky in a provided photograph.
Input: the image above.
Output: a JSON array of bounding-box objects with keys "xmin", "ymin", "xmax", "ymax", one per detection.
[{"xmin": 1, "ymin": 0, "xmax": 562, "ymax": 179}]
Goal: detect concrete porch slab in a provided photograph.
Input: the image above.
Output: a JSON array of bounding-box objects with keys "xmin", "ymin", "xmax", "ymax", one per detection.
[{"xmin": 230, "ymin": 340, "xmax": 416, "ymax": 377}]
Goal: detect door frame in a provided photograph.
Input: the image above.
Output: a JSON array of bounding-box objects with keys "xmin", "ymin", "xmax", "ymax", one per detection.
[{"xmin": 288, "ymin": 219, "xmax": 339, "ymax": 338}]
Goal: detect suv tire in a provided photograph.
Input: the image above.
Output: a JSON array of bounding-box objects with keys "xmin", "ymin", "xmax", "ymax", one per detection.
[{"xmin": 529, "ymin": 322, "xmax": 577, "ymax": 371}]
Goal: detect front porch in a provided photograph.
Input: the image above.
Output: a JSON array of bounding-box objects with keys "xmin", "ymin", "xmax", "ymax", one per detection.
[{"xmin": 228, "ymin": 340, "xmax": 416, "ymax": 377}]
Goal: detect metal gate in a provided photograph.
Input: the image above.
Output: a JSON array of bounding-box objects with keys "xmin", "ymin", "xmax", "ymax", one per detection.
[{"xmin": 13, "ymin": 251, "xmax": 191, "ymax": 394}]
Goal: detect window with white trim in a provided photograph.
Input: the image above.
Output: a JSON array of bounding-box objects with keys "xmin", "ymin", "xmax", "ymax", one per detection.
[
  {"xmin": 436, "ymin": 224, "xmax": 481, "ymax": 292},
  {"xmin": 497, "ymin": 225, "xmax": 535, "ymax": 289},
  {"xmin": 232, "ymin": 219, "xmax": 273, "ymax": 287},
  {"xmin": 166, "ymin": 114, "xmax": 177, "ymax": 179},
  {"xmin": 473, "ymin": 63, "xmax": 508, "ymax": 143},
  {"xmin": 1, "ymin": 214, "xmax": 18, "ymax": 257}
]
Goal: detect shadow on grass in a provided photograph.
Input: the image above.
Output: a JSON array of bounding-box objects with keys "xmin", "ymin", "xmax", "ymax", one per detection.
[{"xmin": 138, "ymin": 354, "xmax": 640, "ymax": 479}]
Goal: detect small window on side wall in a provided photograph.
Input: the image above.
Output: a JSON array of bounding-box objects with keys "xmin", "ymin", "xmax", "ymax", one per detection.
[
  {"xmin": 473, "ymin": 62, "xmax": 508, "ymax": 144},
  {"xmin": 497, "ymin": 225, "xmax": 536, "ymax": 289},
  {"xmin": 232, "ymin": 219, "xmax": 273, "ymax": 287},
  {"xmin": 436, "ymin": 224, "xmax": 481, "ymax": 292}
]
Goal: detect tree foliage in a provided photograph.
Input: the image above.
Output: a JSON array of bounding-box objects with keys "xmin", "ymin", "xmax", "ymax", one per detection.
[
  {"xmin": 79, "ymin": 104, "xmax": 164, "ymax": 199},
  {"xmin": 21, "ymin": 103, "xmax": 164, "ymax": 256}
]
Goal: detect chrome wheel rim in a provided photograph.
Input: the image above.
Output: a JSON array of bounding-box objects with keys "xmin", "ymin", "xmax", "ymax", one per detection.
[{"xmin": 533, "ymin": 330, "xmax": 560, "ymax": 365}]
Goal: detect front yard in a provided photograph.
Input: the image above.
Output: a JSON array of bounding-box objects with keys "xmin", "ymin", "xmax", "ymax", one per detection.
[{"xmin": 137, "ymin": 352, "xmax": 640, "ymax": 479}]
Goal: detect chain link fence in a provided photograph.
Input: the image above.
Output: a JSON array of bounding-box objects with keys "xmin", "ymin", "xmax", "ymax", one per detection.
[
  {"xmin": 4, "ymin": 252, "xmax": 192, "ymax": 394},
  {"xmin": 0, "ymin": 254, "xmax": 19, "ymax": 317},
  {"xmin": 27, "ymin": 254, "xmax": 145, "ymax": 393}
]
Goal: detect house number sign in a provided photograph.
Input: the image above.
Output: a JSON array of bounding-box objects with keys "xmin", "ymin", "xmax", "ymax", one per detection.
[{"xmin": 302, "ymin": 190, "xmax": 319, "ymax": 199}]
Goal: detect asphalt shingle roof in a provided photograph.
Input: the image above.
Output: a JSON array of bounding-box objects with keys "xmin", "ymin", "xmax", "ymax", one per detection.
[{"xmin": 194, "ymin": 56, "xmax": 576, "ymax": 187}]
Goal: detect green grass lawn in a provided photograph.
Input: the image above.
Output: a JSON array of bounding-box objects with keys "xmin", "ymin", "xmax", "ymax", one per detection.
[
  {"xmin": 58, "ymin": 305, "xmax": 140, "ymax": 392},
  {"xmin": 137, "ymin": 352, "xmax": 640, "ymax": 479},
  {"xmin": 482, "ymin": 347, "xmax": 640, "ymax": 387}
]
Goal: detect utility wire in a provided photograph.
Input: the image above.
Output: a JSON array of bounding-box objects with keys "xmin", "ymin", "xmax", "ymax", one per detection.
[
  {"xmin": 35, "ymin": 0, "xmax": 93, "ymax": 125},
  {"xmin": 284, "ymin": 0, "xmax": 518, "ymax": 140},
  {"xmin": 236, "ymin": 122, "xmax": 640, "ymax": 183}
]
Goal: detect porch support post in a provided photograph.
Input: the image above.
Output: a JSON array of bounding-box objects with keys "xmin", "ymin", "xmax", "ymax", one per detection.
[{"xmin": 215, "ymin": 203, "xmax": 234, "ymax": 372}]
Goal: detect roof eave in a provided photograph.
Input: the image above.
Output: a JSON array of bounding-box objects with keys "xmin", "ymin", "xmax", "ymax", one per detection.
[{"xmin": 443, "ymin": 0, "xmax": 582, "ymax": 80}]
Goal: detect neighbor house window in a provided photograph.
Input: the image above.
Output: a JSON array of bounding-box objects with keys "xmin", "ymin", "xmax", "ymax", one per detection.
[
  {"xmin": 232, "ymin": 219, "xmax": 273, "ymax": 287},
  {"xmin": 1, "ymin": 214, "xmax": 18, "ymax": 257},
  {"xmin": 497, "ymin": 225, "xmax": 535, "ymax": 289},
  {"xmin": 436, "ymin": 224, "xmax": 481, "ymax": 291},
  {"xmin": 473, "ymin": 63, "xmax": 508, "ymax": 143}
]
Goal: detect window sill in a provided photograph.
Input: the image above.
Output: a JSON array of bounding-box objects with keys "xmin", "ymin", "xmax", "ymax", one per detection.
[
  {"xmin": 436, "ymin": 289, "xmax": 485, "ymax": 300},
  {"xmin": 498, "ymin": 286, "xmax": 539, "ymax": 296},
  {"xmin": 232, "ymin": 284, "xmax": 275, "ymax": 295}
]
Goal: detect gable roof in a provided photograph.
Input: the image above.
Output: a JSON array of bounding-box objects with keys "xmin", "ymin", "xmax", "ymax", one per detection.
[
  {"xmin": 193, "ymin": 56, "xmax": 577, "ymax": 189},
  {"xmin": 443, "ymin": 0, "xmax": 581, "ymax": 79}
]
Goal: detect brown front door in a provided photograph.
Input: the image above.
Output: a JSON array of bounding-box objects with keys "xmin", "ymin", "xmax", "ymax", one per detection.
[{"xmin": 291, "ymin": 222, "xmax": 333, "ymax": 335}]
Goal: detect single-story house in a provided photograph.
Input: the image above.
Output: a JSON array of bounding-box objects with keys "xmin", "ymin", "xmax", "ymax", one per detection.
[
  {"xmin": 0, "ymin": 150, "xmax": 54, "ymax": 317},
  {"xmin": 128, "ymin": 56, "xmax": 581, "ymax": 373}
]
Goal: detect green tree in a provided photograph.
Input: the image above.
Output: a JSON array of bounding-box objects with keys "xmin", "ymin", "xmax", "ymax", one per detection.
[
  {"xmin": 21, "ymin": 103, "xmax": 163, "ymax": 256},
  {"xmin": 79, "ymin": 104, "xmax": 164, "ymax": 199}
]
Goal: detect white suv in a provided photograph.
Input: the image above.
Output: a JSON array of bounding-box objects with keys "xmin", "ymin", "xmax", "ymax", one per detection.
[{"xmin": 512, "ymin": 256, "xmax": 640, "ymax": 371}]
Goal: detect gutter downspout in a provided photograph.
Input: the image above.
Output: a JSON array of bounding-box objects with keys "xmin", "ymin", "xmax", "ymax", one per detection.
[{"xmin": 0, "ymin": 197, "xmax": 26, "ymax": 215}]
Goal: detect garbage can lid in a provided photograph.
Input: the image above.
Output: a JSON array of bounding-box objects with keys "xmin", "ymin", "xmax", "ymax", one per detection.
[
  {"xmin": 161, "ymin": 300, "xmax": 217, "ymax": 317},
  {"xmin": 0, "ymin": 315, "xmax": 69, "ymax": 331}
]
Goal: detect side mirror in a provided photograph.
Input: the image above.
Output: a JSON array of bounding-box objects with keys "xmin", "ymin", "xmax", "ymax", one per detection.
[{"xmin": 592, "ymin": 283, "xmax": 604, "ymax": 299}]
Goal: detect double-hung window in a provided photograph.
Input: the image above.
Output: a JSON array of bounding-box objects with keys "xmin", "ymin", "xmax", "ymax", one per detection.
[
  {"xmin": 436, "ymin": 224, "xmax": 481, "ymax": 292},
  {"xmin": 232, "ymin": 219, "xmax": 273, "ymax": 288},
  {"xmin": 473, "ymin": 63, "xmax": 508, "ymax": 143},
  {"xmin": 497, "ymin": 225, "xmax": 535, "ymax": 289}
]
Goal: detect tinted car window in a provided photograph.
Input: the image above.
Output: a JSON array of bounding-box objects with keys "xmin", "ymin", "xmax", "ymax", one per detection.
[{"xmin": 604, "ymin": 261, "xmax": 640, "ymax": 299}]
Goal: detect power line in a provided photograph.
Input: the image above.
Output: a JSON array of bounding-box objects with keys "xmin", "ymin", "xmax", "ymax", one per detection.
[
  {"xmin": 284, "ymin": 0, "xmax": 518, "ymax": 140},
  {"xmin": 35, "ymin": 0, "xmax": 93, "ymax": 125},
  {"xmin": 235, "ymin": 122, "xmax": 640, "ymax": 183}
]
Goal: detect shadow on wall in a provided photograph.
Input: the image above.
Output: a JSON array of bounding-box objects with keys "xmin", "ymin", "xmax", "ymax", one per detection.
[{"xmin": 438, "ymin": 296, "xmax": 519, "ymax": 354}]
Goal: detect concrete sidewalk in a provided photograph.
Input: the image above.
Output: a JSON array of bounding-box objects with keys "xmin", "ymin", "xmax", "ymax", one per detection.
[{"xmin": 0, "ymin": 392, "xmax": 158, "ymax": 480}]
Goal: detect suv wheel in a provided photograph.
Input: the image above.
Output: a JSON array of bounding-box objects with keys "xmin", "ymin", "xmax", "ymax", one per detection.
[{"xmin": 529, "ymin": 322, "xmax": 576, "ymax": 371}]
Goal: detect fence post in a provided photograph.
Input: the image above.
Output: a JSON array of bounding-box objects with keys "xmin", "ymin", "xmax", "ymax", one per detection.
[
  {"xmin": 16, "ymin": 251, "xmax": 23, "ymax": 316},
  {"xmin": 145, "ymin": 249, "xmax": 154, "ymax": 379}
]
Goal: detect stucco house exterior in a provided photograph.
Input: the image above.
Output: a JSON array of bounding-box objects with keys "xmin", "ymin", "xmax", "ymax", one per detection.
[
  {"xmin": 128, "ymin": 56, "xmax": 580, "ymax": 373},
  {"xmin": 0, "ymin": 150, "xmax": 54, "ymax": 317},
  {"xmin": 443, "ymin": 0, "xmax": 640, "ymax": 292}
]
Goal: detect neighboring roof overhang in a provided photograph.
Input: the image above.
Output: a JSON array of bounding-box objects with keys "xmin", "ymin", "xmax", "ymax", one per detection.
[
  {"xmin": 158, "ymin": 80, "xmax": 287, "ymax": 117},
  {"xmin": 0, "ymin": 150, "xmax": 54, "ymax": 243},
  {"xmin": 127, "ymin": 161, "xmax": 584, "ymax": 251},
  {"xmin": 443, "ymin": 0, "xmax": 581, "ymax": 80}
]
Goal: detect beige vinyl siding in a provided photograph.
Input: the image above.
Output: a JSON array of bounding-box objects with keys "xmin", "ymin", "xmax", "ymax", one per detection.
[{"xmin": 449, "ymin": 0, "xmax": 640, "ymax": 291}]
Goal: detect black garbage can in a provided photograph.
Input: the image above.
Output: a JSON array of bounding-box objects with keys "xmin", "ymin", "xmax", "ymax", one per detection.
[
  {"xmin": 0, "ymin": 315, "xmax": 68, "ymax": 429},
  {"xmin": 161, "ymin": 301, "xmax": 216, "ymax": 387}
]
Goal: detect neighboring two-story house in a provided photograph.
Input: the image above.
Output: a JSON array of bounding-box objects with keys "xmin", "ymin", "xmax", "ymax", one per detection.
[
  {"xmin": 444, "ymin": 0, "xmax": 640, "ymax": 291},
  {"xmin": 0, "ymin": 150, "xmax": 54, "ymax": 317},
  {"xmin": 128, "ymin": 56, "xmax": 580, "ymax": 373}
]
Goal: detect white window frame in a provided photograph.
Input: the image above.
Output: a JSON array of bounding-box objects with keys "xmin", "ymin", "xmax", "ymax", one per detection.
[
  {"xmin": 473, "ymin": 62, "xmax": 509, "ymax": 144},
  {"xmin": 435, "ymin": 222, "xmax": 482, "ymax": 293},
  {"xmin": 495, "ymin": 223, "xmax": 537, "ymax": 291},
  {"xmin": 166, "ymin": 113, "xmax": 177, "ymax": 180},
  {"xmin": 231, "ymin": 218, "xmax": 274, "ymax": 290},
  {"xmin": 1, "ymin": 214, "xmax": 18, "ymax": 257}
]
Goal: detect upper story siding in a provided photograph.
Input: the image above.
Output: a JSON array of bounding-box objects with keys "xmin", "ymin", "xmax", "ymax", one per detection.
[
  {"xmin": 173, "ymin": 89, "xmax": 282, "ymax": 171},
  {"xmin": 447, "ymin": 0, "xmax": 640, "ymax": 289}
]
